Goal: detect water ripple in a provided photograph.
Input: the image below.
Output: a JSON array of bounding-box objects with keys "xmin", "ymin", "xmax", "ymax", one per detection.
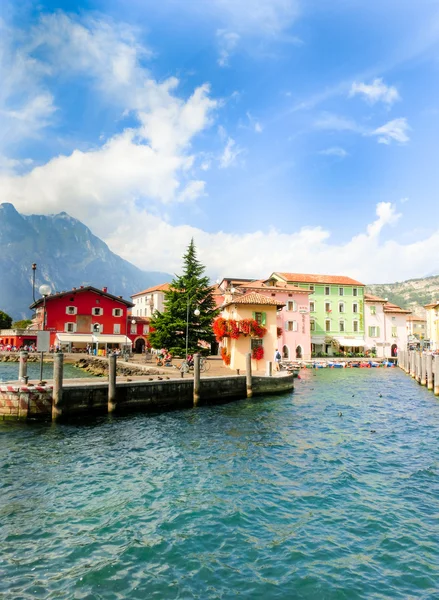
[{"xmin": 1, "ymin": 369, "xmax": 439, "ymax": 599}]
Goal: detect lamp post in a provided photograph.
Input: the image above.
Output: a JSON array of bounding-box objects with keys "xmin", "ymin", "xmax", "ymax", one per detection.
[
  {"xmin": 32, "ymin": 263, "xmax": 37, "ymax": 304},
  {"xmin": 124, "ymin": 318, "xmax": 136, "ymax": 359},
  {"xmin": 185, "ymin": 296, "xmax": 200, "ymax": 360},
  {"xmin": 38, "ymin": 284, "xmax": 51, "ymax": 382}
]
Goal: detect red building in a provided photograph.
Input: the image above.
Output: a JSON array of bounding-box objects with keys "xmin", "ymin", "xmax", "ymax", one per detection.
[
  {"xmin": 29, "ymin": 286, "xmax": 134, "ymax": 354},
  {"xmin": 127, "ymin": 316, "xmax": 151, "ymax": 353}
]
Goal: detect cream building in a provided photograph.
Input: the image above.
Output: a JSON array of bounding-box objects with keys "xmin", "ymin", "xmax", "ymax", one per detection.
[
  {"xmin": 220, "ymin": 292, "xmax": 284, "ymax": 371},
  {"xmin": 424, "ymin": 301, "xmax": 439, "ymax": 350},
  {"xmin": 131, "ymin": 283, "xmax": 170, "ymax": 318}
]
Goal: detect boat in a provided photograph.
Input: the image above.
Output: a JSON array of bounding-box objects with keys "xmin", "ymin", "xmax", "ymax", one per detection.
[{"xmin": 328, "ymin": 362, "xmax": 345, "ymax": 368}]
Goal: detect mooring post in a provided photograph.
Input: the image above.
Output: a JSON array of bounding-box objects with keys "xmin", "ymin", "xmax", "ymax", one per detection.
[
  {"xmin": 52, "ymin": 352, "xmax": 64, "ymax": 420},
  {"xmin": 193, "ymin": 353, "xmax": 200, "ymax": 407},
  {"xmin": 410, "ymin": 351, "xmax": 415, "ymax": 378},
  {"xmin": 434, "ymin": 357, "xmax": 439, "ymax": 396},
  {"xmin": 416, "ymin": 353, "xmax": 422, "ymax": 383},
  {"xmin": 266, "ymin": 360, "xmax": 272, "ymax": 377},
  {"xmin": 426, "ymin": 354, "xmax": 433, "ymax": 391},
  {"xmin": 421, "ymin": 353, "xmax": 427, "ymax": 386},
  {"xmin": 246, "ymin": 352, "xmax": 253, "ymax": 398},
  {"xmin": 108, "ymin": 353, "xmax": 117, "ymax": 413},
  {"xmin": 18, "ymin": 351, "xmax": 28, "ymax": 382}
]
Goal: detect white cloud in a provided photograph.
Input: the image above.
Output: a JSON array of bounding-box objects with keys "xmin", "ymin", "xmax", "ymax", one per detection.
[
  {"xmin": 366, "ymin": 202, "xmax": 401, "ymax": 237},
  {"xmin": 370, "ymin": 118, "xmax": 410, "ymax": 145},
  {"xmin": 213, "ymin": 0, "xmax": 299, "ymax": 35},
  {"xmin": 246, "ymin": 111, "xmax": 263, "ymax": 133},
  {"xmin": 350, "ymin": 78, "xmax": 400, "ymax": 105},
  {"xmin": 314, "ymin": 113, "xmax": 361, "ymax": 132},
  {"xmin": 219, "ymin": 137, "xmax": 244, "ymax": 168},
  {"xmin": 100, "ymin": 202, "xmax": 438, "ymax": 286},
  {"xmin": 315, "ymin": 113, "xmax": 410, "ymax": 145},
  {"xmin": 319, "ymin": 147, "xmax": 348, "ymax": 158},
  {"xmin": 217, "ymin": 29, "xmax": 240, "ymax": 67}
]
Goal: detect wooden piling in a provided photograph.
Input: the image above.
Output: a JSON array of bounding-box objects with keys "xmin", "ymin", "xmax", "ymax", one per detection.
[
  {"xmin": 426, "ymin": 354, "xmax": 433, "ymax": 391},
  {"xmin": 108, "ymin": 353, "xmax": 117, "ymax": 413},
  {"xmin": 421, "ymin": 353, "xmax": 427, "ymax": 386},
  {"xmin": 246, "ymin": 352, "xmax": 253, "ymax": 398},
  {"xmin": 416, "ymin": 353, "xmax": 422, "ymax": 383},
  {"xmin": 52, "ymin": 352, "xmax": 64, "ymax": 420},
  {"xmin": 410, "ymin": 351, "xmax": 416, "ymax": 378},
  {"xmin": 434, "ymin": 357, "xmax": 439, "ymax": 396},
  {"xmin": 193, "ymin": 353, "xmax": 200, "ymax": 407},
  {"xmin": 266, "ymin": 360, "xmax": 272, "ymax": 377}
]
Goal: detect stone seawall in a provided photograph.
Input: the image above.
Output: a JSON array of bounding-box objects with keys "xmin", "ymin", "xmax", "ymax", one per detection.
[{"xmin": 0, "ymin": 374, "xmax": 294, "ymax": 421}]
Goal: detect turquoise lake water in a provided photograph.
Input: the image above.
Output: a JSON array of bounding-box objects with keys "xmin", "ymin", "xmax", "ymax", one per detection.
[
  {"xmin": 0, "ymin": 361, "xmax": 94, "ymax": 381},
  {"xmin": 1, "ymin": 369, "xmax": 438, "ymax": 599}
]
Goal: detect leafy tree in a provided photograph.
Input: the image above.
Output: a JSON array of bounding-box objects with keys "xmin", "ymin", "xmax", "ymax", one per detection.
[
  {"xmin": 149, "ymin": 239, "xmax": 218, "ymax": 356},
  {"xmin": 0, "ymin": 310, "xmax": 13, "ymax": 329},
  {"xmin": 12, "ymin": 319, "xmax": 33, "ymax": 329}
]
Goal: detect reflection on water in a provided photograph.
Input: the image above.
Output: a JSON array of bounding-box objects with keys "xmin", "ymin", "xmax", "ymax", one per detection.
[{"xmin": 1, "ymin": 369, "xmax": 438, "ymax": 599}]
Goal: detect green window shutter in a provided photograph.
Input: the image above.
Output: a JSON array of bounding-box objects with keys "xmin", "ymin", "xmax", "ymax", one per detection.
[
  {"xmin": 252, "ymin": 312, "xmax": 255, "ymax": 320},
  {"xmin": 261, "ymin": 312, "xmax": 266, "ymax": 326},
  {"xmin": 377, "ymin": 327, "xmax": 380, "ymax": 337},
  {"xmin": 368, "ymin": 326, "xmax": 373, "ymax": 337}
]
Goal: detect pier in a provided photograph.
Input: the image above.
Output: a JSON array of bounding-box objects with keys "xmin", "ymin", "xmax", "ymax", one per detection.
[
  {"xmin": 398, "ymin": 350, "xmax": 439, "ymax": 396},
  {"xmin": 0, "ymin": 352, "xmax": 294, "ymax": 421}
]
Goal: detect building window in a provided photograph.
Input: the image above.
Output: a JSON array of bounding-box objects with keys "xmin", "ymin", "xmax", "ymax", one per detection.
[
  {"xmin": 92, "ymin": 323, "xmax": 101, "ymax": 333},
  {"xmin": 370, "ymin": 306, "xmax": 376, "ymax": 315},
  {"xmin": 339, "ymin": 287, "xmax": 344, "ymax": 296},
  {"xmin": 287, "ymin": 300, "xmax": 296, "ymax": 311},
  {"xmin": 254, "ymin": 312, "xmax": 266, "ymax": 325},
  {"xmin": 353, "ymin": 320, "xmax": 359, "ymax": 332},
  {"xmin": 92, "ymin": 307, "xmax": 103, "ymax": 316},
  {"xmin": 339, "ymin": 302, "xmax": 345, "ymax": 313},
  {"xmin": 310, "ymin": 301, "xmax": 315, "ymax": 312},
  {"xmin": 310, "ymin": 319, "xmax": 315, "ymax": 331},
  {"xmin": 131, "ymin": 323, "xmax": 137, "ymax": 334},
  {"xmin": 286, "ymin": 321, "xmax": 298, "ymax": 332},
  {"xmin": 143, "ymin": 325, "xmax": 149, "ymax": 335},
  {"xmin": 66, "ymin": 306, "xmax": 77, "ymax": 315},
  {"xmin": 353, "ymin": 303, "xmax": 358, "ymax": 313},
  {"xmin": 325, "ymin": 320, "xmax": 331, "ymax": 332},
  {"xmin": 113, "ymin": 324, "xmax": 121, "ymax": 334},
  {"xmin": 309, "ymin": 285, "xmax": 314, "ymax": 291},
  {"xmin": 369, "ymin": 326, "xmax": 380, "ymax": 337},
  {"xmin": 65, "ymin": 322, "xmax": 76, "ymax": 332},
  {"xmin": 325, "ymin": 302, "xmax": 331, "ymax": 313},
  {"xmin": 112, "ymin": 308, "xmax": 122, "ymax": 317},
  {"xmin": 392, "ymin": 326, "xmax": 397, "ymax": 337},
  {"xmin": 339, "ymin": 320, "xmax": 345, "ymax": 332},
  {"xmin": 325, "ymin": 286, "xmax": 330, "ymax": 295},
  {"xmin": 251, "ymin": 338, "xmax": 263, "ymax": 351},
  {"xmin": 353, "ymin": 288, "xmax": 358, "ymax": 297}
]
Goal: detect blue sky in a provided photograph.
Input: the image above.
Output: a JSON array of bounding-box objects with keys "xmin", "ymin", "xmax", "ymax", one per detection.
[{"xmin": 1, "ymin": 0, "xmax": 439, "ymax": 283}]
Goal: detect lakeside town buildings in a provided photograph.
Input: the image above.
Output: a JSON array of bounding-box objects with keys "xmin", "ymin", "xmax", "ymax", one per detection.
[
  {"xmin": 424, "ymin": 301, "xmax": 439, "ymax": 351},
  {"xmin": 0, "ymin": 272, "xmax": 428, "ymax": 361}
]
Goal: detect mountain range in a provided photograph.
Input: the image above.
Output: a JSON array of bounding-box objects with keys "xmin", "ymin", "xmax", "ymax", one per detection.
[
  {"xmin": 366, "ymin": 275, "xmax": 439, "ymax": 316},
  {"xmin": 0, "ymin": 203, "xmax": 171, "ymax": 320}
]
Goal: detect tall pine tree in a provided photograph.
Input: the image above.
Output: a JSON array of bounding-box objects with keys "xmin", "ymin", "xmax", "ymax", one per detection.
[{"xmin": 148, "ymin": 239, "xmax": 218, "ymax": 356}]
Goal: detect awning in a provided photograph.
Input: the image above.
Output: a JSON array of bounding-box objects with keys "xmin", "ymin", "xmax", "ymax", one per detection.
[
  {"xmin": 56, "ymin": 333, "xmax": 94, "ymax": 344},
  {"xmin": 93, "ymin": 334, "xmax": 131, "ymax": 345},
  {"xmin": 333, "ymin": 337, "xmax": 365, "ymax": 347}
]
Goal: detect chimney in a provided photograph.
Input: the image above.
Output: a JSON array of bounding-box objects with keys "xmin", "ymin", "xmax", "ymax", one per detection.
[{"xmin": 102, "ymin": 287, "xmax": 107, "ymax": 293}]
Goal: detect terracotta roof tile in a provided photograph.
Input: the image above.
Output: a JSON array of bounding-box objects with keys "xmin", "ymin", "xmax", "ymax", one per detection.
[
  {"xmin": 275, "ymin": 272, "xmax": 364, "ymax": 286},
  {"xmin": 131, "ymin": 283, "xmax": 170, "ymax": 297},
  {"xmin": 425, "ymin": 302, "xmax": 439, "ymax": 309},
  {"xmin": 223, "ymin": 292, "xmax": 285, "ymax": 308},
  {"xmin": 407, "ymin": 315, "xmax": 426, "ymax": 322},
  {"xmin": 364, "ymin": 293, "xmax": 388, "ymax": 303}
]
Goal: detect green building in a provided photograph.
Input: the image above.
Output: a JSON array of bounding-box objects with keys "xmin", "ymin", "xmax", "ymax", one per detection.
[{"xmin": 271, "ymin": 272, "xmax": 365, "ymax": 356}]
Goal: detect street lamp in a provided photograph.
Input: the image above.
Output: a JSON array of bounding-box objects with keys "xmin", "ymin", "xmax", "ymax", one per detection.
[
  {"xmin": 185, "ymin": 297, "xmax": 200, "ymax": 360},
  {"xmin": 38, "ymin": 283, "xmax": 51, "ymax": 382}
]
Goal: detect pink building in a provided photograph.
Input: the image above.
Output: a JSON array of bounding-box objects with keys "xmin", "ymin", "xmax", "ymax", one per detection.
[{"xmin": 229, "ymin": 278, "xmax": 312, "ymax": 360}]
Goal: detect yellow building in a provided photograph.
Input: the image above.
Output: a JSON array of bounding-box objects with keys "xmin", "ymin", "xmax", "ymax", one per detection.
[
  {"xmin": 220, "ymin": 292, "xmax": 285, "ymax": 372},
  {"xmin": 424, "ymin": 301, "xmax": 439, "ymax": 351}
]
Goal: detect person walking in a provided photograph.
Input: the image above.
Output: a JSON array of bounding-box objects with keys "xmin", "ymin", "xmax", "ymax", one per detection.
[{"xmin": 274, "ymin": 348, "xmax": 282, "ymax": 371}]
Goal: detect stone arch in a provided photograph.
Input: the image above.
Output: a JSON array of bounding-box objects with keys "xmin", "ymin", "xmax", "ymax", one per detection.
[
  {"xmin": 296, "ymin": 345, "xmax": 303, "ymax": 359},
  {"xmin": 282, "ymin": 345, "xmax": 289, "ymax": 359},
  {"xmin": 391, "ymin": 343, "xmax": 397, "ymax": 357},
  {"xmin": 134, "ymin": 337, "xmax": 146, "ymax": 353}
]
